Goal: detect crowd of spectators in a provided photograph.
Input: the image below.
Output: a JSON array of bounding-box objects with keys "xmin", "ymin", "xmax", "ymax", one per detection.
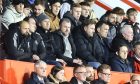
[{"xmin": 1, "ymin": 0, "xmax": 140, "ymax": 84}]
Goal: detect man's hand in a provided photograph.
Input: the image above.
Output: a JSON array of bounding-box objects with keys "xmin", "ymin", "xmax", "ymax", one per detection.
[
  {"xmin": 32, "ymin": 54, "xmax": 40, "ymax": 61},
  {"xmin": 57, "ymin": 59, "xmax": 67, "ymax": 66},
  {"xmin": 73, "ymin": 58, "xmax": 83, "ymax": 65}
]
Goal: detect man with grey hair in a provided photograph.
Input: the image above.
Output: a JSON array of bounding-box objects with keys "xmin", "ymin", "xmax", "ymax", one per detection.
[
  {"xmin": 26, "ymin": 60, "xmax": 51, "ymax": 84},
  {"xmin": 111, "ymin": 24, "xmax": 134, "ymax": 55}
]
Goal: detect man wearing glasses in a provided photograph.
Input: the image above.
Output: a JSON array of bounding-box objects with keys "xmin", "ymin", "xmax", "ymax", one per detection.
[
  {"xmin": 91, "ymin": 64, "xmax": 111, "ymax": 84},
  {"xmin": 70, "ymin": 65, "xmax": 89, "ymax": 84},
  {"xmin": 129, "ymin": 75, "xmax": 140, "ymax": 84}
]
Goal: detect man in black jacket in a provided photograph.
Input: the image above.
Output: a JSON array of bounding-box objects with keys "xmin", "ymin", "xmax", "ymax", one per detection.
[
  {"xmin": 4, "ymin": 20, "xmax": 46, "ymax": 61},
  {"xmin": 36, "ymin": 13, "xmax": 66, "ymax": 66},
  {"xmin": 91, "ymin": 64, "xmax": 111, "ymax": 84},
  {"xmin": 73, "ymin": 19, "xmax": 100, "ymax": 68},
  {"xmin": 70, "ymin": 65, "xmax": 89, "ymax": 84},
  {"xmin": 26, "ymin": 60, "xmax": 51, "ymax": 84},
  {"xmin": 52, "ymin": 18, "xmax": 82, "ymax": 67},
  {"xmin": 93, "ymin": 21, "xmax": 110, "ymax": 64}
]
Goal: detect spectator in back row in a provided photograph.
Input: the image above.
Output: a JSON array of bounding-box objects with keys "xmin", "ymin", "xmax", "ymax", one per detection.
[
  {"xmin": 2, "ymin": 0, "xmax": 25, "ymax": 30},
  {"xmin": 106, "ymin": 10, "xmax": 117, "ymax": 44},
  {"xmin": 45, "ymin": 0, "xmax": 61, "ymax": 32},
  {"xmin": 63, "ymin": 3, "xmax": 82, "ymax": 31},
  {"xmin": 33, "ymin": 0, "xmax": 46, "ymax": 25},
  {"xmin": 79, "ymin": 2, "xmax": 91, "ymax": 24},
  {"xmin": 121, "ymin": 8, "xmax": 140, "ymax": 43},
  {"xmin": 112, "ymin": 7, "xmax": 125, "ymax": 33},
  {"xmin": 91, "ymin": 64, "xmax": 111, "ymax": 84},
  {"xmin": 52, "ymin": 18, "xmax": 83, "ymax": 67}
]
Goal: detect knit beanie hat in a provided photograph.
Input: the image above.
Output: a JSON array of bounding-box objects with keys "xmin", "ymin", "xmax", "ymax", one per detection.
[{"xmin": 36, "ymin": 13, "xmax": 49, "ymax": 23}]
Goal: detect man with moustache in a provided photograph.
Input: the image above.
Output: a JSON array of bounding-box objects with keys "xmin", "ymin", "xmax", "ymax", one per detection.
[
  {"xmin": 85, "ymin": 65, "xmax": 95, "ymax": 83},
  {"xmin": 4, "ymin": 20, "xmax": 46, "ymax": 61}
]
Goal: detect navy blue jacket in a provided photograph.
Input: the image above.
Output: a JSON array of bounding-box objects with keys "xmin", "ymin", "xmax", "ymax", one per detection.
[{"xmin": 109, "ymin": 55, "xmax": 133, "ymax": 73}]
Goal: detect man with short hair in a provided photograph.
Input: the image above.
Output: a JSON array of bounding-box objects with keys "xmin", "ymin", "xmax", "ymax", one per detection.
[
  {"xmin": 26, "ymin": 60, "xmax": 51, "ymax": 84},
  {"xmin": 106, "ymin": 10, "xmax": 117, "ymax": 44},
  {"xmin": 33, "ymin": 1, "xmax": 45, "ymax": 17},
  {"xmin": 63, "ymin": 3, "xmax": 82, "ymax": 31},
  {"xmin": 112, "ymin": 7, "xmax": 125, "ymax": 33},
  {"xmin": 52, "ymin": 18, "xmax": 82, "ymax": 66},
  {"xmin": 121, "ymin": 8, "xmax": 140, "ymax": 42},
  {"xmin": 93, "ymin": 21, "xmax": 110, "ymax": 64},
  {"xmin": 45, "ymin": 0, "xmax": 61, "ymax": 32},
  {"xmin": 2, "ymin": 0, "xmax": 25, "ymax": 29},
  {"xmin": 85, "ymin": 65, "xmax": 95, "ymax": 83},
  {"xmin": 91, "ymin": 64, "xmax": 111, "ymax": 84},
  {"xmin": 79, "ymin": 2, "xmax": 91, "ymax": 24},
  {"xmin": 70, "ymin": 65, "xmax": 89, "ymax": 84}
]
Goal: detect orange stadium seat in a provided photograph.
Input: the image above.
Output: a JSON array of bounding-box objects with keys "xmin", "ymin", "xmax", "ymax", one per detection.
[{"xmin": 0, "ymin": 59, "xmax": 135, "ymax": 84}]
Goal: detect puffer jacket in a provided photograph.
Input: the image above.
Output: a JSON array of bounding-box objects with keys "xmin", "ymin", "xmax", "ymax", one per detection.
[
  {"xmin": 2, "ymin": 5, "xmax": 25, "ymax": 29},
  {"xmin": 4, "ymin": 27, "xmax": 46, "ymax": 61}
]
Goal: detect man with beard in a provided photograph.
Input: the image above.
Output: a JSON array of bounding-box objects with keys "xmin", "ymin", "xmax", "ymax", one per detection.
[
  {"xmin": 52, "ymin": 18, "xmax": 82, "ymax": 66},
  {"xmin": 4, "ymin": 20, "xmax": 46, "ymax": 61},
  {"xmin": 85, "ymin": 65, "xmax": 95, "ymax": 83}
]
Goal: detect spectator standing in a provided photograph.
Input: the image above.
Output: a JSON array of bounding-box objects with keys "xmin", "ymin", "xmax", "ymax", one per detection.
[{"xmin": 121, "ymin": 8, "xmax": 140, "ymax": 43}]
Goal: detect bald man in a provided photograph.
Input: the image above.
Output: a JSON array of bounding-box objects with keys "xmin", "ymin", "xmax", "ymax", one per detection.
[{"xmin": 4, "ymin": 20, "xmax": 46, "ymax": 61}]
